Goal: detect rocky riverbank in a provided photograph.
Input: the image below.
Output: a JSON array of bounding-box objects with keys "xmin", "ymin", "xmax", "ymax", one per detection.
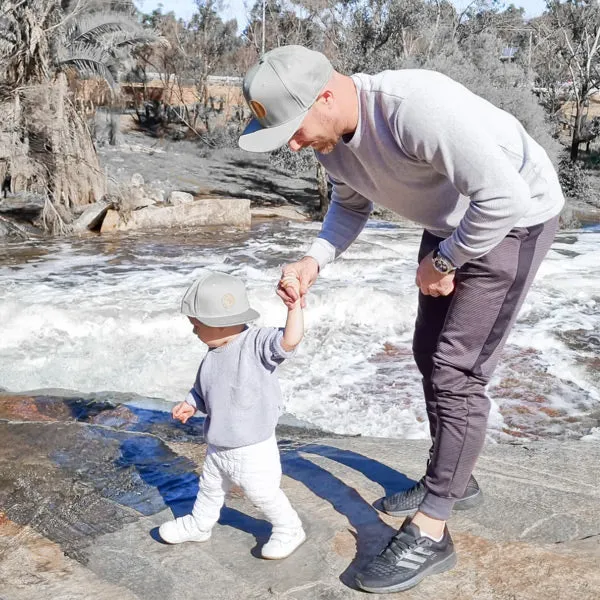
[
  {"xmin": 3, "ymin": 129, "xmax": 600, "ymax": 238},
  {"xmin": 0, "ymin": 391, "xmax": 598, "ymax": 600}
]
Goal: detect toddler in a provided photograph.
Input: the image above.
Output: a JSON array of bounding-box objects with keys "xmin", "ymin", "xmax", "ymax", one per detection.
[{"xmin": 159, "ymin": 270, "xmax": 305, "ymax": 559}]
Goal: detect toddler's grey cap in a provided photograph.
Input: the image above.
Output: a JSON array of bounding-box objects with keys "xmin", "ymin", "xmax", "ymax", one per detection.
[
  {"xmin": 239, "ymin": 45, "xmax": 333, "ymax": 153},
  {"xmin": 181, "ymin": 271, "xmax": 260, "ymax": 327}
]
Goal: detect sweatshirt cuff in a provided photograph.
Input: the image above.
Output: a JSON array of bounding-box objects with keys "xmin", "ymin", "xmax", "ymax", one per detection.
[
  {"xmin": 185, "ymin": 390, "xmax": 198, "ymax": 409},
  {"xmin": 272, "ymin": 329, "xmax": 296, "ymax": 360},
  {"xmin": 438, "ymin": 237, "xmax": 473, "ymax": 269},
  {"xmin": 305, "ymin": 237, "xmax": 337, "ymax": 271}
]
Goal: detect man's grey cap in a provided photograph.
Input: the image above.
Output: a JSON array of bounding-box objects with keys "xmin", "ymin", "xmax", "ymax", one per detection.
[
  {"xmin": 239, "ymin": 45, "xmax": 333, "ymax": 153},
  {"xmin": 181, "ymin": 271, "xmax": 260, "ymax": 327}
]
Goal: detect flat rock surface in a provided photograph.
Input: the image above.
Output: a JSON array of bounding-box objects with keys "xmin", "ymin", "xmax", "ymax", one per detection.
[{"xmin": 0, "ymin": 391, "xmax": 598, "ymax": 599}]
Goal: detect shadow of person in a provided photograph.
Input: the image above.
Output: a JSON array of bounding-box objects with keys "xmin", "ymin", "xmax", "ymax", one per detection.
[
  {"xmin": 114, "ymin": 434, "xmax": 271, "ymax": 549},
  {"xmin": 300, "ymin": 443, "xmax": 417, "ymax": 497},
  {"xmin": 281, "ymin": 448, "xmax": 399, "ymax": 589}
]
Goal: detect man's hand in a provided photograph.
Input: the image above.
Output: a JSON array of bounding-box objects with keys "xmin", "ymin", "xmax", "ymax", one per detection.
[
  {"xmin": 172, "ymin": 401, "xmax": 196, "ymax": 424},
  {"xmin": 279, "ymin": 273, "xmax": 301, "ymax": 308},
  {"xmin": 277, "ymin": 256, "xmax": 319, "ymax": 308},
  {"xmin": 415, "ymin": 251, "xmax": 456, "ymax": 297}
]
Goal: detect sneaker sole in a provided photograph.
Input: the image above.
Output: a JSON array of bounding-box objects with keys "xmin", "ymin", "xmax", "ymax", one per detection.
[
  {"xmin": 355, "ymin": 551, "xmax": 457, "ymax": 593},
  {"xmin": 261, "ymin": 532, "xmax": 307, "ymax": 560},
  {"xmin": 158, "ymin": 527, "xmax": 211, "ymax": 545},
  {"xmin": 379, "ymin": 488, "xmax": 484, "ymax": 517},
  {"xmin": 453, "ymin": 488, "xmax": 484, "ymax": 511}
]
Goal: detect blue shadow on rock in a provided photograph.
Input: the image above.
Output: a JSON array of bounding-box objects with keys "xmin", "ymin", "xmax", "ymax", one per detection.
[
  {"xmin": 281, "ymin": 447, "xmax": 399, "ymax": 588},
  {"xmin": 299, "ymin": 444, "xmax": 417, "ymax": 497},
  {"xmin": 47, "ymin": 395, "xmax": 418, "ymax": 573},
  {"xmin": 116, "ymin": 436, "xmax": 199, "ymax": 517},
  {"xmin": 112, "ymin": 421, "xmax": 271, "ymax": 544},
  {"xmin": 48, "ymin": 398, "xmax": 272, "ymax": 546}
]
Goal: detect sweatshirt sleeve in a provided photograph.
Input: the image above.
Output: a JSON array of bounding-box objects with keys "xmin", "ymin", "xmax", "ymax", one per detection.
[
  {"xmin": 396, "ymin": 93, "xmax": 531, "ymax": 267},
  {"xmin": 304, "ymin": 175, "xmax": 373, "ymax": 270},
  {"xmin": 255, "ymin": 327, "xmax": 296, "ymax": 371},
  {"xmin": 185, "ymin": 381, "xmax": 206, "ymax": 414}
]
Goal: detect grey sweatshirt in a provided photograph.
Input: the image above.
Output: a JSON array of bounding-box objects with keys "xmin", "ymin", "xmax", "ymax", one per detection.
[
  {"xmin": 306, "ymin": 70, "xmax": 565, "ymax": 269},
  {"xmin": 184, "ymin": 326, "xmax": 294, "ymax": 448}
]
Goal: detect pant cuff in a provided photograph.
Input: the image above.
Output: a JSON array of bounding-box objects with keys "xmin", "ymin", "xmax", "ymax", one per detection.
[{"xmin": 419, "ymin": 490, "xmax": 455, "ymax": 521}]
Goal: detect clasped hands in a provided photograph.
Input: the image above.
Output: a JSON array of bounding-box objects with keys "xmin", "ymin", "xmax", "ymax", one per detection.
[{"xmin": 275, "ymin": 252, "xmax": 454, "ymax": 304}]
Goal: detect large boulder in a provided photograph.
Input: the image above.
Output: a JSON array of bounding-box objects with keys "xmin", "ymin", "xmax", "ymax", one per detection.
[
  {"xmin": 168, "ymin": 191, "xmax": 194, "ymax": 206},
  {"xmin": 72, "ymin": 201, "xmax": 112, "ymax": 232},
  {"xmin": 100, "ymin": 197, "xmax": 251, "ymax": 233},
  {"xmin": 119, "ymin": 185, "xmax": 157, "ymax": 212}
]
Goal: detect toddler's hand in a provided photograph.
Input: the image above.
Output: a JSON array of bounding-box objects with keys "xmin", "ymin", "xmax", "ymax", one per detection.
[
  {"xmin": 172, "ymin": 401, "xmax": 195, "ymax": 424},
  {"xmin": 279, "ymin": 273, "xmax": 301, "ymax": 306}
]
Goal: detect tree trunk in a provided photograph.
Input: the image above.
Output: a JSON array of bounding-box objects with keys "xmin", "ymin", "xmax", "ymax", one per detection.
[
  {"xmin": 570, "ymin": 103, "xmax": 584, "ymax": 161},
  {"xmin": 316, "ymin": 162, "xmax": 329, "ymax": 220},
  {"xmin": 109, "ymin": 107, "xmax": 122, "ymax": 146}
]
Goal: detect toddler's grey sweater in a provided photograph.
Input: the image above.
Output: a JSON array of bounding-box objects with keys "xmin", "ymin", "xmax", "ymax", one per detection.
[{"xmin": 185, "ymin": 326, "xmax": 294, "ymax": 448}]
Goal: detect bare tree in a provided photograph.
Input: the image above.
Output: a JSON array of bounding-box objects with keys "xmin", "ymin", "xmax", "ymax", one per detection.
[
  {"xmin": 136, "ymin": 2, "xmax": 239, "ymax": 138},
  {"xmin": 538, "ymin": 0, "xmax": 600, "ymax": 160}
]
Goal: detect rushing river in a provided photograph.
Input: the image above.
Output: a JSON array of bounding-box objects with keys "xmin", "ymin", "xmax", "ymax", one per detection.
[{"xmin": 1, "ymin": 220, "xmax": 599, "ymax": 443}]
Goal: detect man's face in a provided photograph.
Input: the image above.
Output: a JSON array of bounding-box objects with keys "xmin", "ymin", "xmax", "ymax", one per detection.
[{"xmin": 287, "ymin": 98, "xmax": 340, "ymax": 154}]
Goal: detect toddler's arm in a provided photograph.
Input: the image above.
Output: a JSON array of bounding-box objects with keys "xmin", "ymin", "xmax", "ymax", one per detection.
[{"xmin": 280, "ymin": 274, "xmax": 304, "ymax": 352}]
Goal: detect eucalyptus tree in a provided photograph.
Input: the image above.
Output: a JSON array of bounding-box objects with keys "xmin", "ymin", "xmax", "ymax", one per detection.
[{"xmin": 243, "ymin": 0, "xmax": 322, "ymax": 55}]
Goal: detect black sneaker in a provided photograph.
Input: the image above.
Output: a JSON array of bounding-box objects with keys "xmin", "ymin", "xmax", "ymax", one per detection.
[
  {"xmin": 381, "ymin": 474, "xmax": 482, "ymax": 517},
  {"xmin": 355, "ymin": 520, "xmax": 457, "ymax": 594}
]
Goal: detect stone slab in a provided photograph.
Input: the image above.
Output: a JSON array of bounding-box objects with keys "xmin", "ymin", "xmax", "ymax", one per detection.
[{"xmin": 0, "ymin": 392, "xmax": 598, "ymax": 600}]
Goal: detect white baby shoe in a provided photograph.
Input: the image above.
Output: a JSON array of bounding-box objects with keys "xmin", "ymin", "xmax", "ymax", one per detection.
[
  {"xmin": 261, "ymin": 526, "xmax": 306, "ymax": 560},
  {"xmin": 158, "ymin": 514, "xmax": 212, "ymax": 544}
]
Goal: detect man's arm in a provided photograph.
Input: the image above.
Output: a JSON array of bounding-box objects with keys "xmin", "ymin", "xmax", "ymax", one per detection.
[
  {"xmin": 304, "ymin": 176, "xmax": 373, "ymax": 271},
  {"xmin": 278, "ymin": 177, "xmax": 372, "ymax": 308}
]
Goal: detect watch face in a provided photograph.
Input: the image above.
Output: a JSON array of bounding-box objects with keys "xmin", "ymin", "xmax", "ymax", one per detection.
[{"xmin": 433, "ymin": 253, "xmax": 452, "ymax": 274}]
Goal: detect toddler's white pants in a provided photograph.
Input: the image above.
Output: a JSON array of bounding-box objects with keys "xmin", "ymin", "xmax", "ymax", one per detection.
[{"xmin": 191, "ymin": 434, "xmax": 301, "ymax": 533}]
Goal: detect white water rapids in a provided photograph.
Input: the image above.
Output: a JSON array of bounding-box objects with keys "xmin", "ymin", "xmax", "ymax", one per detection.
[{"xmin": 1, "ymin": 221, "xmax": 599, "ymax": 443}]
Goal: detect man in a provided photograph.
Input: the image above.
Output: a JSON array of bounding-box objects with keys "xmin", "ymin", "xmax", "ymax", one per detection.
[{"xmin": 239, "ymin": 45, "xmax": 564, "ymax": 593}]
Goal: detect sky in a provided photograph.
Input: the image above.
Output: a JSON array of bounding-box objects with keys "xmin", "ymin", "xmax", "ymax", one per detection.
[{"xmin": 134, "ymin": 0, "xmax": 549, "ymax": 31}]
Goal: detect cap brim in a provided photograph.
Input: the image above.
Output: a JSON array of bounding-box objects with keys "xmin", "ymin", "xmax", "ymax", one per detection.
[
  {"xmin": 238, "ymin": 112, "xmax": 306, "ymax": 153},
  {"xmin": 190, "ymin": 308, "xmax": 260, "ymax": 328}
]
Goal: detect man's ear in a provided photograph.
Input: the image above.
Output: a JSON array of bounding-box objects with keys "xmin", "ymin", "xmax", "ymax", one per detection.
[{"xmin": 318, "ymin": 89, "xmax": 334, "ymax": 105}]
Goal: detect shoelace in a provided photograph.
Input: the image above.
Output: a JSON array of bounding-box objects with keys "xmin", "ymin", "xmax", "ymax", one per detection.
[{"xmin": 380, "ymin": 532, "xmax": 415, "ymax": 561}]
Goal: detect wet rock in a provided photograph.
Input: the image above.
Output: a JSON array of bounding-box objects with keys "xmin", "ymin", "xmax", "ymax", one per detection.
[
  {"xmin": 72, "ymin": 201, "xmax": 112, "ymax": 232},
  {"xmin": 100, "ymin": 198, "xmax": 251, "ymax": 233},
  {"xmin": 0, "ymin": 193, "xmax": 44, "ymax": 224},
  {"xmin": 0, "ymin": 215, "xmax": 30, "ymax": 239},
  {"xmin": 100, "ymin": 208, "xmax": 120, "ymax": 232}
]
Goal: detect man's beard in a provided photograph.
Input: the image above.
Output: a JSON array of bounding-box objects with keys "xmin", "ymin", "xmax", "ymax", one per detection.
[{"xmin": 313, "ymin": 136, "xmax": 340, "ymax": 154}]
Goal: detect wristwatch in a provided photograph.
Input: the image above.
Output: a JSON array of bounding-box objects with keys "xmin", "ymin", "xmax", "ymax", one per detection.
[{"xmin": 432, "ymin": 247, "xmax": 457, "ymax": 275}]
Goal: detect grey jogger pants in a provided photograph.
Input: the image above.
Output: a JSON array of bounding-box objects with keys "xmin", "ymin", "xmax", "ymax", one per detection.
[{"xmin": 414, "ymin": 215, "xmax": 560, "ymax": 520}]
